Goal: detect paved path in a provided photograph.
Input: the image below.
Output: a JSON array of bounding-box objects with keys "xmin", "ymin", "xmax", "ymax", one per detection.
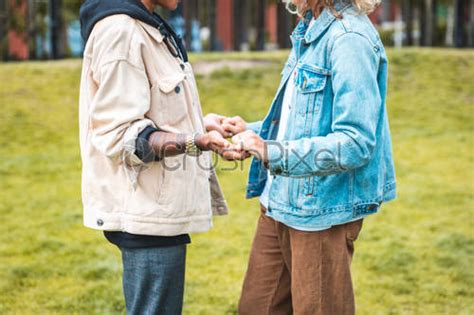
[{"xmin": 192, "ymin": 60, "xmax": 273, "ymax": 75}]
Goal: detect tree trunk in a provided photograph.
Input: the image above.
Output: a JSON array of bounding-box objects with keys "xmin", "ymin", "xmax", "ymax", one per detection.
[
  {"xmin": 277, "ymin": 3, "xmax": 291, "ymax": 49},
  {"xmin": 454, "ymin": 0, "xmax": 465, "ymax": 47},
  {"xmin": 255, "ymin": 0, "xmax": 266, "ymax": 51},
  {"xmin": 422, "ymin": 0, "xmax": 438, "ymax": 46},
  {"xmin": 185, "ymin": 0, "xmax": 198, "ymax": 50},
  {"xmin": 233, "ymin": 0, "xmax": 248, "ymax": 50},
  {"xmin": 49, "ymin": 0, "xmax": 65, "ymax": 59},
  {"xmin": 402, "ymin": 0, "xmax": 413, "ymax": 46},
  {"xmin": 208, "ymin": 0, "xmax": 217, "ymax": 51},
  {"xmin": 469, "ymin": 0, "xmax": 474, "ymax": 47},
  {"xmin": 0, "ymin": 0, "xmax": 7, "ymax": 60},
  {"xmin": 27, "ymin": 0, "xmax": 37, "ymax": 59},
  {"xmin": 418, "ymin": 0, "xmax": 427, "ymax": 46},
  {"xmin": 432, "ymin": 0, "xmax": 438, "ymax": 46}
]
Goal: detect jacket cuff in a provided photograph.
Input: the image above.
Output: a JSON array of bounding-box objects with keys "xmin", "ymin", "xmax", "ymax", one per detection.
[
  {"xmin": 246, "ymin": 121, "xmax": 263, "ymax": 134},
  {"xmin": 267, "ymin": 140, "xmax": 287, "ymax": 176},
  {"xmin": 135, "ymin": 125, "xmax": 161, "ymax": 163},
  {"xmin": 122, "ymin": 119, "xmax": 157, "ymax": 167}
]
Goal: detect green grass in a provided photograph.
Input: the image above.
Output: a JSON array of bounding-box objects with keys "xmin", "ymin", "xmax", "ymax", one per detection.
[{"xmin": 0, "ymin": 48, "xmax": 473, "ymax": 314}]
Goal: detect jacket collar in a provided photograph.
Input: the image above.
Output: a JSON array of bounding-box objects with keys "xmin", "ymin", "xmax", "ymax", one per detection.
[
  {"xmin": 137, "ymin": 20, "xmax": 164, "ymax": 43},
  {"xmin": 303, "ymin": 0, "xmax": 352, "ymax": 44}
]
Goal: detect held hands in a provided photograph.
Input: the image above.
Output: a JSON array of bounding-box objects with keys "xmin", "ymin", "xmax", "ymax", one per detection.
[
  {"xmin": 202, "ymin": 113, "xmax": 267, "ymax": 162},
  {"xmin": 195, "ymin": 130, "xmax": 251, "ymax": 161},
  {"xmin": 203, "ymin": 113, "xmax": 232, "ymax": 138},
  {"xmin": 195, "ymin": 130, "xmax": 231, "ymax": 153},
  {"xmin": 231, "ymin": 130, "xmax": 268, "ymax": 163}
]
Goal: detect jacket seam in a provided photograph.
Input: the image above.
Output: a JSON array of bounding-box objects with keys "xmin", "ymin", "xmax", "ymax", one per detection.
[
  {"xmin": 328, "ymin": 31, "xmax": 377, "ymax": 69},
  {"xmin": 95, "ymin": 20, "xmax": 144, "ymax": 72}
]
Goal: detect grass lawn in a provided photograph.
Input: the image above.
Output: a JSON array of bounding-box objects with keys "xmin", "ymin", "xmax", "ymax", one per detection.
[{"xmin": 0, "ymin": 48, "xmax": 473, "ymax": 314}]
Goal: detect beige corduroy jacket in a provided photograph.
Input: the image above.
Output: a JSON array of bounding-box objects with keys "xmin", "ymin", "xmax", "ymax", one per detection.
[{"xmin": 79, "ymin": 14, "xmax": 228, "ymax": 236}]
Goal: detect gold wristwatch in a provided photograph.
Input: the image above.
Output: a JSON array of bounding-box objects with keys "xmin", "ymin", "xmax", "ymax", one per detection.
[{"xmin": 185, "ymin": 133, "xmax": 202, "ymax": 157}]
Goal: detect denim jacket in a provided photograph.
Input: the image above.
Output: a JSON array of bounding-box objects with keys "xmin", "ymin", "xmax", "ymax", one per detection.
[{"xmin": 246, "ymin": 4, "xmax": 396, "ymax": 228}]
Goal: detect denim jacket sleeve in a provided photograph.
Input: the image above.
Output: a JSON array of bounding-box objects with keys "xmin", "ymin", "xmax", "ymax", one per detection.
[
  {"xmin": 267, "ymin": 32, "xmax": 381, "ymax": 177},
  {"xmin": 247, "ymin": 120, "xmax": 263, "ymax": 134}
]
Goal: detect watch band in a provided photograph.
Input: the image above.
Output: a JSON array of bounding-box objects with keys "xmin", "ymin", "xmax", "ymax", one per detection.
[{"xmin": 185, "ymin": 133, "xmax": 202, "ymax": 156}]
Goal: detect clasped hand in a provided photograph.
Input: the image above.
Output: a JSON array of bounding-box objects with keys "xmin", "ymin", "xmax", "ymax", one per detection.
[{"xmin": 199, "ymin": 113, "xmax": 267, "ymax": 162}]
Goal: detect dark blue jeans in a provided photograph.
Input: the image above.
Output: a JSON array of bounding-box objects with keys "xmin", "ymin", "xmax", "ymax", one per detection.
[{"xmin": 120, "ymin": 245, "xmax": 187, "ymax": 315}]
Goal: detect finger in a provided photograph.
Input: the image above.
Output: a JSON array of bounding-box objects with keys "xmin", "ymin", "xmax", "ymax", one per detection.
[
  {"xmin": 223, "ymin": 117, "xmax": 237, "ymax": 125},
  {"xmin": 214, "ymin": 140, "xmax": 229, "ymax": 150},
  {"xmin": 214, "ymin": 137, "xmax": 232, "ymax": 150},
  {"xmin": 229, "ymin": 137, "xmax": 244, "ymax": 151},
  {"xmin": 209, "ymin": 124, "xmax": 229, "ymax": 137},
  {"xmin": 232, "ymin": 132, "xmax": 248, "ymax": 144},
  {"xmin": 221, "ymin": 149, "xmax": 238, "ymax": 161},
  {"xmin": 221, "ymin": 152, "xmax": 234, "ymax": 161},
  {"xmin": 222, "ymin": 123, "xmax": 242, "ymax": 135}
]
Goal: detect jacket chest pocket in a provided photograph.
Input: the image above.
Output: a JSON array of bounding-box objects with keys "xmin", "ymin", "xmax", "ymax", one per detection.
[
  {"xmin": 150, "ymin": 73, "xmax": 189, "ymax": 129},
  {"xmin": 294, "ymin": 63, "xmax": 330, "ymax": 116}
]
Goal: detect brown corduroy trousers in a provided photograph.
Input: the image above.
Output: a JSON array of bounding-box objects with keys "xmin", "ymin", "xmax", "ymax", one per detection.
[{"xmin": 238, "ymin": 205, "xmax": 363, "ymax": 315}]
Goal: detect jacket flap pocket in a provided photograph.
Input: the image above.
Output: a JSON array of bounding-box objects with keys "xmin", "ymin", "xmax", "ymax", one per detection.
[
  {"xmin": 156, "ymin": 73, "xmax": 186, "ymax": 94},
  {"xmin": 295, "ymin": 63, "xmax": 330, "ymax": 94}
]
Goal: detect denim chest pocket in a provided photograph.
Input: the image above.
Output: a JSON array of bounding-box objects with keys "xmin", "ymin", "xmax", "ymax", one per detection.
[{"xmin": 294, "ymin": 63, "xmax": 330, "ymax": 115}]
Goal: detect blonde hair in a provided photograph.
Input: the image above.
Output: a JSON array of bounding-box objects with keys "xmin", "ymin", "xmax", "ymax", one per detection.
[{"xmin": 282, "ymin": 0, "xmax": 380, "ymax": 16}]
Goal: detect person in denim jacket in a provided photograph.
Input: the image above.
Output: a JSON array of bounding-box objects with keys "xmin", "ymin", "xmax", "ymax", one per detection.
[{"xmin": 223, "ymin": 0, "xmax": 396, "ymax": 313}]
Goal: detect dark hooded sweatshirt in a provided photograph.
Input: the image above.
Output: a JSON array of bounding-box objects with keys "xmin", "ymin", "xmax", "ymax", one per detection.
[{"xmin": 80, "ymin": 0, "xmax": 190, "ymax": 248}]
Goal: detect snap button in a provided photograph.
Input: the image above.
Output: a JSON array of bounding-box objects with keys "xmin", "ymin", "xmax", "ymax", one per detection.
[
  {"xmin": 368, "ymin": 204, "xmax": 378, "ymax": 211},
  {"xmin": 174, "ymin": 85, "xmax": 181, "ymax": 94},
  {"xmin": 97, "ymin": 219, "xmax": 104, "ymax": 226}
]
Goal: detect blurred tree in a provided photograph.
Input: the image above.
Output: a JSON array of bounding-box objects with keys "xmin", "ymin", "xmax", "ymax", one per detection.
[
  {"xmin": 233, "ymin": 0, "xmax": 249, "ymax": 51},
  {"xmin": 184, "ymin": 0, "xmax": 197, "ymax": 49},
  {"xmin": 255, "ymin": 0, "xmax": 266, "ymax": 50},
  {"xmin": 420, "ymin": 0, "xmax": 438, "ymax": 46},
  {"xmin": 277, "ymin": 2, "xmax": 292, "ymax": 48},
  {"xmin": 208, "ymin": 0, "xmax": 217, "ymax": 51},
  {"xmin": 454, "ymin": 0, "xmax": 471, "ymax": 47},
  {"xmin": 63, "ymin": 0, "xmax": 82, "ymax": 23},
  {"xmin": 49, "ymin": 0, "xmax": 65, "ymax": 59},
  {"xmin": 0, "ymin": 0, "xmax": 7, "ymax": 60},
  {"xmin": 26, "ymin": 0, "xmax": 36, "ymax": 59},
  {"xmin": 401, "ymin": 0, "xmax": 414, "ymax": 45}
]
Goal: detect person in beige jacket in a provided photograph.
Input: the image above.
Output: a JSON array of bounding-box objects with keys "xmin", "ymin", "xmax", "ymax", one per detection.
[{"xmin": 79, "ymin": 0, "xmax": 245, "ymax": 313}]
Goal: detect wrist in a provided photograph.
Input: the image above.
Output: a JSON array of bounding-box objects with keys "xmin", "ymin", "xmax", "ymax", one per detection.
[
  {"xmin": 262, "ymin": 141, "xmax": 268, "ymax": 163},
  {"xmin": 195, "ymin": 133, "xmax": 209, "ymax": 151},
  {"xmin": 184, "ymin": 133, "xmax": 203, "ymax": 156}
]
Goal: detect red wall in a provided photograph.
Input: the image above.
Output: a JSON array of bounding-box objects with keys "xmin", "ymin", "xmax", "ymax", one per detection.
[
  {"xmin": 266, "ymin": 4, "xmax": 277, "ymax": 44},
  {"xmin": 216, "ymin": 0, "xmax": 233, "ymax": 50},
  {"xmin": 8, "ymin": 0, "xmax": 28, "ymax": 60}
]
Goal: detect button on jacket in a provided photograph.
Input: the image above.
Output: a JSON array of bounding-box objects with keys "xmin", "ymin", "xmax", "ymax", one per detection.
[
  {"xmin": 246, "ymin": 4, "xmax": 397, "ymax": 228},
  {"xmin": 79, "ymin": 14, "xmax": 228, "ymax": 236}
]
